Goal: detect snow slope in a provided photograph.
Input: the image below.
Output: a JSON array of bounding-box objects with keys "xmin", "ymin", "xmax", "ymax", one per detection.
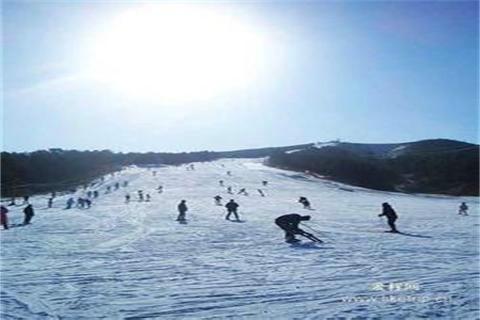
[{"xmin": 1, "ymin": 158, "xmax": 479, "ymax": 319}]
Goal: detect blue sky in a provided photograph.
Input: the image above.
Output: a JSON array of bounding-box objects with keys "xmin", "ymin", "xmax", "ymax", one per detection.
[{"xmin": 2, "ymin": 1, "xmax": 478, "ymax": 152}]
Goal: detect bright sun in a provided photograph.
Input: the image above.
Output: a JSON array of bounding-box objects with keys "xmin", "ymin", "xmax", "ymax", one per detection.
[{"xmin": 87, "ymin": 4, "xmax": 268, "ymax": 102}]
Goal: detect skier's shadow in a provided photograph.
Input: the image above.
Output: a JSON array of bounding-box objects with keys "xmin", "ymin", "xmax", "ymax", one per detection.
[
  {"xmin": 392, "ymin": 231, "xmax": 432, "ymax": 239},
  {"xmin": 290, "ymin": 242, "xmax": 331, "ymax": 250},
  {"xmin": 8, "ymin": 223, "xmax": 28, "ymax": 228}
]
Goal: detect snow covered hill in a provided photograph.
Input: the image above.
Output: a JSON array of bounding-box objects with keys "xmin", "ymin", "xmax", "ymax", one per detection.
[{"xmin": 1, "ymin": 158, "xmax": 479, "ymax": 319}]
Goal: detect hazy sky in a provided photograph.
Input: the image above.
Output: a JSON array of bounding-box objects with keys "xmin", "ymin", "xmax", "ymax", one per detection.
[{"xmin": 2, "ymin": 1, "xmax": 478, "ymax": 152}]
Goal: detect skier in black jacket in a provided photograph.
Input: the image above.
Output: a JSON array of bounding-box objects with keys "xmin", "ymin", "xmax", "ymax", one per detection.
[
  {"xmin": 225, "ymin": 200, "xmax": 240, "ymax": 221},
  {"xmin": 23, "ymin": 204, "xmax": 35, "ymax": 225},
  {"xmin": 275, "ymin": 214, "xmax": 322, "ymax": 243},
  {"xmin": 214, "ymin": 195, "xmax": 223, "ymax": 206},
  {"xmin": 177, "ymin": 200, "xmax": 188, "ymax": 221},
  {"xmin": 379, "ymin": 202, "xmax": 398, "ymax": 232},
  {"xmin": 298, "ymin": 197, "xmax": 311, "ymax": 209}
]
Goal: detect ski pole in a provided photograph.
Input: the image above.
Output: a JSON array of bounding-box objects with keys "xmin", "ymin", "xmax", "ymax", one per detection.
[
  {"xmin": 301, "ymin": 231, "xmax": 323, "ymax": 243},
  {"xmin": 306, "ymin": 221, "xmax": 336, "ymax": 238},
  {"xmin": 299, "ymin": 224, "xmax": 323, "ymax": 241},
  {"xmin": 301, "ymin": 223, "xmax": 333, "ymax": 241}
]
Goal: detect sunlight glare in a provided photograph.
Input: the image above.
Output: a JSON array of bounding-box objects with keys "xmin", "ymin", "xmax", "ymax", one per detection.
[{"xmin": 87, "ymin": 4, "xmax": 268, "ymax": 103}]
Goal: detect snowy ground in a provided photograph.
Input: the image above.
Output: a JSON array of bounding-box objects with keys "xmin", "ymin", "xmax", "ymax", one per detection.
[{"xmin": 1, "ymin": 158, "xmax": 479, "ymax": 319}]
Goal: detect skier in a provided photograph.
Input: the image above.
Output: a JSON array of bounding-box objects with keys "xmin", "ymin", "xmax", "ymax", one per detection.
[
  {"xmin": 77, "ymin": 198, "xmax": 85, "ymax": 209},
  {"xmin": 115, "ymin": 182, "xmax": 120, "ymax": 190},
  {"xmin": 257, "ymin": 189, "xmax": 265, "ymax": 197},
  {"xmin": 93, "ymin": 191, "xmax": 99, "ymax": 198},
  {"xmin": 219, "ymin": 180, "xmax": 224, "ymax": 187},
  {"xmin": 23, "ymin": 204, "xmax": 34, "ymax": 225},
  {"xmin": 87, "ymin": 191, "xmax": 92, "ymax": 198},
  {"xmin": 379, "ymin": 202, "xmax": 398, "ymax": 233},
  {"xmin": 262, "ymin": 180, "xmax": 268, "ymax": 186},
  {"xmin": 157, "ymin": 185, "xmax": 163, "ymax": 193},
  {"xmin": 237, "ymin": 188, "xmax": 248, "ymax": 196},
  {"xmin": 125, "ymin": 194, "xmax": 131, "ymax": 203},
  {"xmin": 47, "ymin": 197, "xmax": 53, "ymax": 208},
  {"xmin": 84, "ymin": 199, "xmax": 92, "ymax": 209},
  {"xmin": 123, "ymin": 181, "xmax": 128, "ymax": 187},
  {"xmin": 225, "ymin": 199, "xmax": 240, "ymax": 221},
  {"xmin": 458, "ymin": 202, "xmax": 469, "ymax": 216},
  {"xmin": 177, "ymin": 200, "xmax": 188, "ymax": 221},
  {"xmin": 66, "ymin": 198, "xmax": 75, "ymax": 209},
  {"xmin": 298, "ymin": 197, "xmax": 311, "ymax": 209},
  {"xmin": 227, "ymin": 171, "xmax": 231, "ymax": 176},
  {"xmin": 138, "ymin": 190, "xmax": 144, "ymax": 202},
  {"xmin": 227, "ymin": 186, "xmax": 233, "ymax": 194},
  {"xmin": 1, "ymin": 206, "xmax": 9, "ymax": 230},
  {"xmin": 23, "ymin": 196, "xmax": 29, "ymax": 204},
  {"xmin": 146, "ymin": 194, "xmax": 151, "ymax": 202},
  {"xmin": 275, "ymin": 214, "xmax": 322, "ymax": 243},
  {"xmin": 214, "ymin": 195, "xmax": 223, "ymax": 206}
]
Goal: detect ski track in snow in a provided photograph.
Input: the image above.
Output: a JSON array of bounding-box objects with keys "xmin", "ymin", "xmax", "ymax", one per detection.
[{"xmin": 1, "ymin": 158, "xmax": 479, "ymax": 319}]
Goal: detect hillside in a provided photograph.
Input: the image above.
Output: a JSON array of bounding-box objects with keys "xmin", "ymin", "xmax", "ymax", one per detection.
[
  {"xmin": 1, "ymin": 158, "xmax": 478, "ymax": 319},
  {"xmin": 267, "ymin": 139, "xmax": 479, "ymax": 196}
]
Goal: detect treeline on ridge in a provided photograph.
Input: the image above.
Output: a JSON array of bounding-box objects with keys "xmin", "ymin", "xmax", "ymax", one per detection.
[{"xmin": 267, "ymin": 140, "xmax": 479, "ymax": 196}]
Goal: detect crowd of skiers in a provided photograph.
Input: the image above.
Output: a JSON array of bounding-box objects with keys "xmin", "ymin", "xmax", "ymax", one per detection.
[
  {"xmin": 0, "ymin": 179, "xmax": 130, "ymax": 230},
  {"xmin": 1, "ymin": 164, "xmax": 473, "ymax": 245},
  {"xmin": 1, "ymin": 204, "xmax": 34, "ymax": 230}
]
